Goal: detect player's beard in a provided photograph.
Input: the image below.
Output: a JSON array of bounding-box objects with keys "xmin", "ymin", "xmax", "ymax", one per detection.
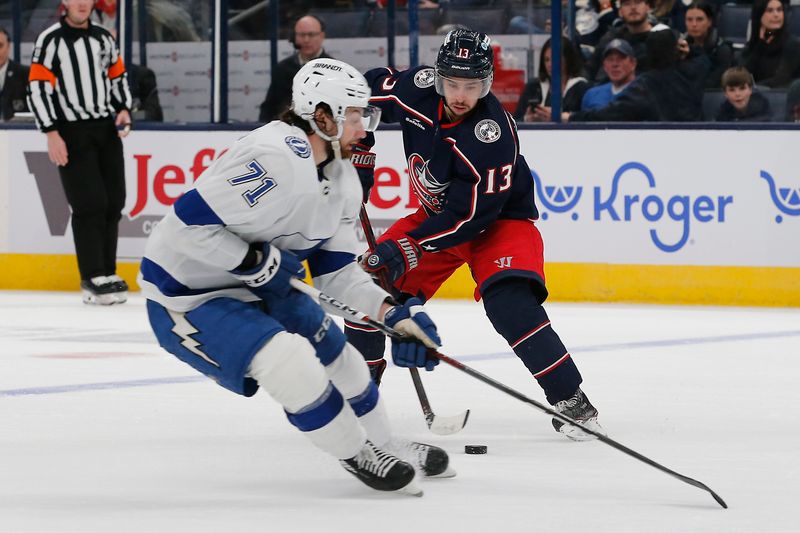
[{"xmin": 325, "ymin": 141, "xmax": 354, "ymax": 160}]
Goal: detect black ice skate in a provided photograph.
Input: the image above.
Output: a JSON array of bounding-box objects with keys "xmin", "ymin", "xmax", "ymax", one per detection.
[
  {"xmin": 106, "ymin": 274, "xmax": 129, "ymax": 304},
  {"xmin": 391, "ymin": 440, "xmax": 456, "ymax": 478},
  {"xmin": 551, "ymin": 388, "xmax": 606, "ymax": 441},
  {"xmin": 340, "ymin": 440, "xmax": 422, "ymax": 496},
  {"xmin": 81, "ymin": 276, "xmax": 121, "ymax": 306}
]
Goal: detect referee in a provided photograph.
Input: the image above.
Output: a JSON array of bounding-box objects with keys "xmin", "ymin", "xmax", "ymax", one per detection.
[{"xmin": 28, "ymin": 0, "xmax": 133, "ymax": 305}]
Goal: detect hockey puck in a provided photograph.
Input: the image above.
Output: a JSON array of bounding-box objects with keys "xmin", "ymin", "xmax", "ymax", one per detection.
[{"xmin": 465, "ymin": 445, "xmax": 487, "ymax": 454}]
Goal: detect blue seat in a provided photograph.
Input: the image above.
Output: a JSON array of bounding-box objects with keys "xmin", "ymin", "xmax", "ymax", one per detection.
[
  {"xmin": 718, "ymin": 4, "xmax": 751, "ymax": 46},
  {"xmin": 309, "ymin": 9, "xmax": 370, "ymax": 39},
  {"xmin": 790, "ymin": 5, "xmax": 800, "ymax": 36},
  {"xmin": 365, "ymin": 8, "xmax": 441, "ymax": 37}
]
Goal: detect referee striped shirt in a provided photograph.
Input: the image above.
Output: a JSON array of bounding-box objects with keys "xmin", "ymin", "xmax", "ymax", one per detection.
[{"xmin": 27, "ymin": 17, "xmax": 132, "ymax": 132}]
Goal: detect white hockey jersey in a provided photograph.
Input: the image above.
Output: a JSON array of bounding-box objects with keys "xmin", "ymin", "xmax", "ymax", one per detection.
[{"xmin": 138, "ymin": 121, "xmax": 388, "ymax": 317}]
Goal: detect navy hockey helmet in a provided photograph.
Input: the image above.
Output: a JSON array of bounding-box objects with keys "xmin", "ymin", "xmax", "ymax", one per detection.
[{"xmin": 434, "ymin": 29, "xmax": 494, "ymax": 98}]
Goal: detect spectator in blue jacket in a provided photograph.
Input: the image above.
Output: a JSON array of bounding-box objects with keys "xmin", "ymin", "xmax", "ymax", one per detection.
[{"xmin": 581, "ymin": 38, "xmax": 638, "ymax": 110}]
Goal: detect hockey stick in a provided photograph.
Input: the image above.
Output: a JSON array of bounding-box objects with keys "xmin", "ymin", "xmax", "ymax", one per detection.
[
  {"xmin": 357, "ymin": 205, "xmax": 469, "ymax": 436},
  {"xmin": 290, "ymin": 278, "xmax": 728, "ymax": 510}
]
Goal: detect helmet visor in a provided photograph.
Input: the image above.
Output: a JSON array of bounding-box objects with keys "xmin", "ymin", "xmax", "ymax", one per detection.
[{"xmin": 360, "ymin": 105, "xmax": 382, "ymax": 132}]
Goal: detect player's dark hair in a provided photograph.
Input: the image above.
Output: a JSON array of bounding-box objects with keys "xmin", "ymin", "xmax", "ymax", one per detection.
[{"xmin": 280, "ymin": 102, "xmax": 334, "ymax": 136}]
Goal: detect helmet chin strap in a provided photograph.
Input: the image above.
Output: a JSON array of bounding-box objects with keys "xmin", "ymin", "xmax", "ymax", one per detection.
[{"xmin": 310, "ymin": 118, "xmax": 344, "ymax": 160}]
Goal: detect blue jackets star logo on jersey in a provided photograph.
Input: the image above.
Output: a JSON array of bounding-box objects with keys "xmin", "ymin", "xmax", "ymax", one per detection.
[
  {"xmin": 285, "ymin": 136, "xmax": 311, "ymax": 159},
  {"xmin": 474, "ymin": 119, "xmax": 501, "ymax": 143},
  {"xmin": 414, "ymin": 68, "xmax": 435, "ymax": 88}
]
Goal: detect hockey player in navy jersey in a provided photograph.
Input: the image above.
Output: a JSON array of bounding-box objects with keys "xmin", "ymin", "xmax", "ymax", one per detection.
[
  {"xmin": 139, "ymin": 59, "xmax": 454, "ymax": 495},
  {"xmin": 346, "ymin": 30, "xmax": 605, "ymax": 440}
]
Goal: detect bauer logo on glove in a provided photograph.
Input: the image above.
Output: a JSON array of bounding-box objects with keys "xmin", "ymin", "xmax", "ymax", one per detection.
[{"xmin": 362, "ymin": 236, "xmax": 422, "ymax": 284}]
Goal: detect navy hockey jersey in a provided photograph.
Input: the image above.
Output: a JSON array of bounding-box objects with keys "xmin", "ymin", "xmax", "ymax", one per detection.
[{"xmin": 365, "ymin": 65, "xmax": 539, "ymax": 252}]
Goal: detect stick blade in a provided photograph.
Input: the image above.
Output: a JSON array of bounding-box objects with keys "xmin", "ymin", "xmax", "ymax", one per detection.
[{"xmin": 427, "ymin": 409, "xmax": 470, "ymax": 435}]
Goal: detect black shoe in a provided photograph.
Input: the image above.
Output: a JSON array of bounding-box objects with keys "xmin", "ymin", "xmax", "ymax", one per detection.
[
  {"xmin": 80, "ymin": 276, "xmax": 119, "ymax": 305},
  {"xmin": 551, "ymin": 388, "xmax": 605, "ymax": 441},
  {"xmin": 368, "ymin": 359, "xmax": 387, "ymax": 386},
  {"xmin": 106, "ymin": 274, "xmax": 128, "ymax": 304},
  {"xmin": 340, "ymin": 440, "xmax": 421, "ymax": 495},
  {"xmin": 391, "ymin": 440, "xmax": 455, "ymax": 478}
]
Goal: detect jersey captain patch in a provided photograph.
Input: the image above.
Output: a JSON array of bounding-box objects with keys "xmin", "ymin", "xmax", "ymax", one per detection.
[
  {"xmin": 474, "ymin": 119, "xmax": 501, "ymax": 143},
  {"xmin": 285, "ymin": 136, "xmax": 311, "ymax": 158},
  {"xmin": 413, "ymin": 68, "xmax": 435, "ymax": 88}
]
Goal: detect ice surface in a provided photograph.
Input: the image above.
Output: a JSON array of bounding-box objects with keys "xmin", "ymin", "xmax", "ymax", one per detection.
[{"xmin": 1, "ymin": 291, "xmax": 798, "ymax": 532}]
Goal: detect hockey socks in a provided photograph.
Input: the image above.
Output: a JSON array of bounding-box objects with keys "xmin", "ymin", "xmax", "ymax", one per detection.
[
  {"xmin": 345, "ymin": 320, "xmax": 387, "ymax": 384},
  {"xmin": 483, "ymin": 279, "xmax": 582, "ymax": 404}
]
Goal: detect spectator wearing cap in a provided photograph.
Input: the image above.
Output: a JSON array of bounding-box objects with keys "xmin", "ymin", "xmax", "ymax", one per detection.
[
  {"xmin": 581, "ymin": 38, "xmax": 637, "ymax": 110},
  {"xmin": 681, "ymin": 1, "xmax": 733, "ymax": 89},
  {"xmin": 565, "ymin": 28, "xmax": 709, "ymax": 121},
  {"xmin": 587, "ymin": 0, "xmax": 664, "ymax": 82}
]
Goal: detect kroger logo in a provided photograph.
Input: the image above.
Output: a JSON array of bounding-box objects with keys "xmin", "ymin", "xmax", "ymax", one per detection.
[
  {"xmin": 759, "ymin": 170, "xmax": 800, "ymax": 224},
  {"xmin": 532, "ymin": 161, "xmax": 734, "ymax": 253}
]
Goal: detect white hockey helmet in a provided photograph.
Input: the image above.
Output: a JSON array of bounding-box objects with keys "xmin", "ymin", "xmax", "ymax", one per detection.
[{"xmin": 291, "ymin": 59, "xmax": 381, "ymax": 144}]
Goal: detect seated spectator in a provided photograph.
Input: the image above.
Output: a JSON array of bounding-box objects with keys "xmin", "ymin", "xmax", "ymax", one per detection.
[
  {"xmin": 715, "ymin": 66, "xmax": 772, "ymax": 121},
  {"xmin": 650, "ymin": 0, "xmax": 688, "ymax": 32},
  {"xmin": 786, "ymin": 79, "xmax": 800, "ymax": 121},
  {"xmin": 514, "ymin": 37, "xmax": 589, "ymax": 121},
  {"xmin": 0, "ymin": 27, "xmax": 30, "ymax": 121},
  {"xmin": 374, "ymin": 0, "xmax": 439, "ymax": 7},
  {"xmin": 682, "ymin": 1, "xmax": 733, "ymax": 89},
  {"xmin": 581, "ymin": 38, "xmax": 638, "ymax": 110},
  {"xmin": 740, "ymin": 0, "xmax": 800, "ymax": 88},
  {"xmin": 128, "ymin": 63, "xmax": 164, "ymax": 122},
  {"xmin": 588, "ymin": 0, "xmax": 666, "ymax": 82},
  {"xmin": 258, "ymin": 15, "xmax": 333, "ymax": 122},
  {"xmin": 565, "ymin": 28, "xmax": 709, "ymax": 121},
  {"xmin": 575, "ymin": 0, "xmax": 619, "ymax": 48}
]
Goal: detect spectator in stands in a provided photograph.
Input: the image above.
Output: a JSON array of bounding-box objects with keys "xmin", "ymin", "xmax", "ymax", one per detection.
[
  {"xmin": 565, "ymin": 28, "xmax": 709, "ymax": 121},
  {"xmin": 127, "ymin": 63, "xmax": 164, "ymax": 122},
  {"xmin": 575, "ymin": 0, "xmax": 619, "ymax": 48},
  {"xmin": 740, "ymin": 0, "xmax": 800, "ymax": 88},
  {"xmin": 515, "ymin": 36, "xmax": 589, "ymax": 121},
  {"xmin": 373, "ymin": 0, "xmax": 440, "ymax": 7},
  {"xmin": 0, "ymin": 27, "xmax": 30, "ymax": 121},
  {"xmin": 787, "ymin": 79, "xmax": 800, "ymax": 121},
  {"xmin": 682, "ymin": 1, "xmax": 733, "ymax": 89},
  {"xmin": 650, "ymin": 0, "xmax": 687, "ymax": 32},
  {"xmin": 581, "ymin": 38, "xmax": 637, "ymax": 110},
  {"xmin": 715, "ymin": 66, "xmax": 773, "ymax": 121},
  {"xmin": 258, "ymin": 14, "xmax": 333, "ymax": 122},
  {"xmin": 587, "ymin": 0, "xmax": 664, "ymax": 82}
]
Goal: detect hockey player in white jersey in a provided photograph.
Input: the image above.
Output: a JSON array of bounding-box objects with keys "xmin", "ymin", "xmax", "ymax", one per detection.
[{"xmin": 139, "ymin": 59, "xmax": 452, "ymax": 496}]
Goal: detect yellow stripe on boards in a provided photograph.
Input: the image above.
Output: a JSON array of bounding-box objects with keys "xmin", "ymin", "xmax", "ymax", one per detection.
[{"xmin": 0, "ymin": 254, "xmax": 798, "ymax": 307}]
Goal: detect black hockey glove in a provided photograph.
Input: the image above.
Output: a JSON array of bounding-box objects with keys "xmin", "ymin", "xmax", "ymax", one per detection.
[
  {"xmin": 361, "ymin": 236, "xmax": 422, "ymax": 284},
  {"xmin": 351, "ymin": 139, "xmax": 376, "ymax": 203},
  {"xmin": 384, "ymin": 297, "xmax": 440, "ymax": 371},
  {"xmin": 231, "ymin": 243, "xmax": 305, "ymax": 299}
]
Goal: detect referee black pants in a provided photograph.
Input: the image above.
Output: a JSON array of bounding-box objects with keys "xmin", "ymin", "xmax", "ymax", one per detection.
[{"xmin": 57, "ymin": 119, "xmax": 126, "ymax": 281}]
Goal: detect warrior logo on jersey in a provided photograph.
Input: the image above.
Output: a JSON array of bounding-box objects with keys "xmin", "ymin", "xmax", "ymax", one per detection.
[
  {"xmin": 285, "ymin": 136, "xmax": 311, "ymax": 159},
  {"xmin": 408, "ymin": 153, "xmax": 448, "ymax": 213},
  {"xmin": 474, "ymin": 119, "xmax": 501, "ymax": 143},
  {"xmin": 414, "ymin": 68, "xmax": 435, "ymax": 88}
]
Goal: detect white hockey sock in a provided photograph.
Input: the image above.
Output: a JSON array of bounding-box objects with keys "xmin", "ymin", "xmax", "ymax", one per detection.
[
  {"xmin": 324, "ymin": 343, "xmax": 392, "ymax": 447},
  {"xmin": 248, "ymin": 332, "xmax": 365, "ymax": 459}
]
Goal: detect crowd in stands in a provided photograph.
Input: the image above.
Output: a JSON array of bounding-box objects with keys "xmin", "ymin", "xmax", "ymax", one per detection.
[{"xmin": 514, "ymin": 0, "xmax": 800, "ymax": 122}]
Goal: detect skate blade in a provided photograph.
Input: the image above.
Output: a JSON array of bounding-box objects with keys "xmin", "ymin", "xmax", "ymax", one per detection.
[
  {"xmin": 82, "ymin": 291, "xmax": 118, "ymax": 306},
  {"xmin": 397, "ymin": 477, "xmax": 424, "ymax": 497},
  {"xmin": 559, "ymin": 418, "xmax": 606, "ymax": 442},
  {"xmin": 112, "ymin": 291, "xmax": 128, "ymax": 304},
  {"xmin": 427, "ymin": 465, "xmax": 457, "ymax": 479}
]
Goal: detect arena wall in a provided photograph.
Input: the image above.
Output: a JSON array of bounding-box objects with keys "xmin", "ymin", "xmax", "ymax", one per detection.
[{"xmin": 1, "ymin": 127, "xmax": 797, "ymax": 306}]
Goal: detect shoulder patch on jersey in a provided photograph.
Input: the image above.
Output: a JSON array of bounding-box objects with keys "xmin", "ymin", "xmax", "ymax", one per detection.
[
  {"xmin": 413, "ymin": 68, "xmax": 435, "ymax": 88},
  {"xmin": 474, "ymin": 119, "xmax": 501, "ymax": 143},
  {"xmin": 285, "ymin": 136, "xmax": 311, "ymax": 159}
]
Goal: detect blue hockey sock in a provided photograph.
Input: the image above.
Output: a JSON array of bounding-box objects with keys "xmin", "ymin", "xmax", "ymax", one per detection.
[
  {"xmin": 483, "ymin": 279, "xmax": 582, "ymax": 404},
  {"xmin": 345, "ymin": 320, "xmax": 386, "ymax": 363}
]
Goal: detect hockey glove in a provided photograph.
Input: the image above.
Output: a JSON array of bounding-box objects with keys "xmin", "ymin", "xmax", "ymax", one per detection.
[
  {"xmin": 384, "ymin": 298, "xmax": 440, "ymax": 371},
  {"xmin": 231, "ymin": 243, "xmax": 305, "ymax": 299},
  {"xmin": 351, "ymin": 138, "xmax": 376, "ymax": 204},
  {"xmin": 267, "ymin": 290, "xmax": 346, "ymax": 366},
  {"xmin": 362, "ymin": 236, "xmax": 422, "ymax": 285}
]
